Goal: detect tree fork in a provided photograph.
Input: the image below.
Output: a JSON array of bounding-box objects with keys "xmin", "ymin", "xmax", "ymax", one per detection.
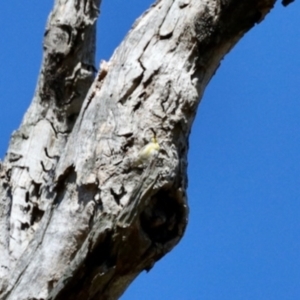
[{"xmin": 0, "ymin": 0, "xmax": 284, "ymax": 299}]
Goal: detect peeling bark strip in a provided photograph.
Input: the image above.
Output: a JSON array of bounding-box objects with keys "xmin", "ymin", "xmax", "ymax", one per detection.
[{"xmin": 0, "ymin": 0, "xmax": 280, "ymax": 299}]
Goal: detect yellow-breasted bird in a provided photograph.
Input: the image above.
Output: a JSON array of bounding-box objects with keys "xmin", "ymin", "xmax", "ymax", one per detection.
[{"xmin": 134, "ymin": 133, "xmax": 160, "ymax": 166}]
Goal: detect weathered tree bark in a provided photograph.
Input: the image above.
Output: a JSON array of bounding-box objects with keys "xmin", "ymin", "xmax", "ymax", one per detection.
[{"xmin": 0, "ymin": 0, "xmax": 289, "ymax": 299}]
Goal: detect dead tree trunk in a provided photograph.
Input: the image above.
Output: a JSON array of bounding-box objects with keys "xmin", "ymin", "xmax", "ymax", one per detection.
[{"xmin": 0, "ymin": 0, "xmax": 287, "ymax": 299}]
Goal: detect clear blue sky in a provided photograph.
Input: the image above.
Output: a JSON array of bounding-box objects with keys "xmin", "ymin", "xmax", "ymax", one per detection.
[{"xmin": 1, "ymin": 1, "xmax": 300, "ymax": 299}]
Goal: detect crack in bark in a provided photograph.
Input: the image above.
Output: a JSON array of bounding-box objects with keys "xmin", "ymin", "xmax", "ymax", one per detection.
[
  {"xmin": 44, "ymin": 148, "xmax": 59, "ymax": 161},
  {"xmin": 118, "ymin": 68, "xmax": 144, "ymax": 105},
  {"xmin": 110, "ymin": 186, "xmax": 126, "ymax": 206}
]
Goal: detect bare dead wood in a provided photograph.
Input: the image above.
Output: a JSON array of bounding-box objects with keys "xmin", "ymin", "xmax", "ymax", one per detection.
[{"xmin": 0, "ymin": 0, "xmax": 287, "ymax": 299}]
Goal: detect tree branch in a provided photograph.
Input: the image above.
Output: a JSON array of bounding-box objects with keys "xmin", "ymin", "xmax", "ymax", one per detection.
[{"xmin": 0, "ymin": 0, "xmax": 281, "ymax": 299}]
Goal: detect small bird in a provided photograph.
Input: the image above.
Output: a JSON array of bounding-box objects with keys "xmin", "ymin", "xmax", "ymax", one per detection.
[{"xmin": 134, "ymin": 132, "xmax": 160, "ymax": 167}]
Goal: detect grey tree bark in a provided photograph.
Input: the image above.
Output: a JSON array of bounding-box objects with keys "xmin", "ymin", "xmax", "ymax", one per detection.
[{"xmin": 0, "ymin": 0, "xmax": 291, "ymax": 299}]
